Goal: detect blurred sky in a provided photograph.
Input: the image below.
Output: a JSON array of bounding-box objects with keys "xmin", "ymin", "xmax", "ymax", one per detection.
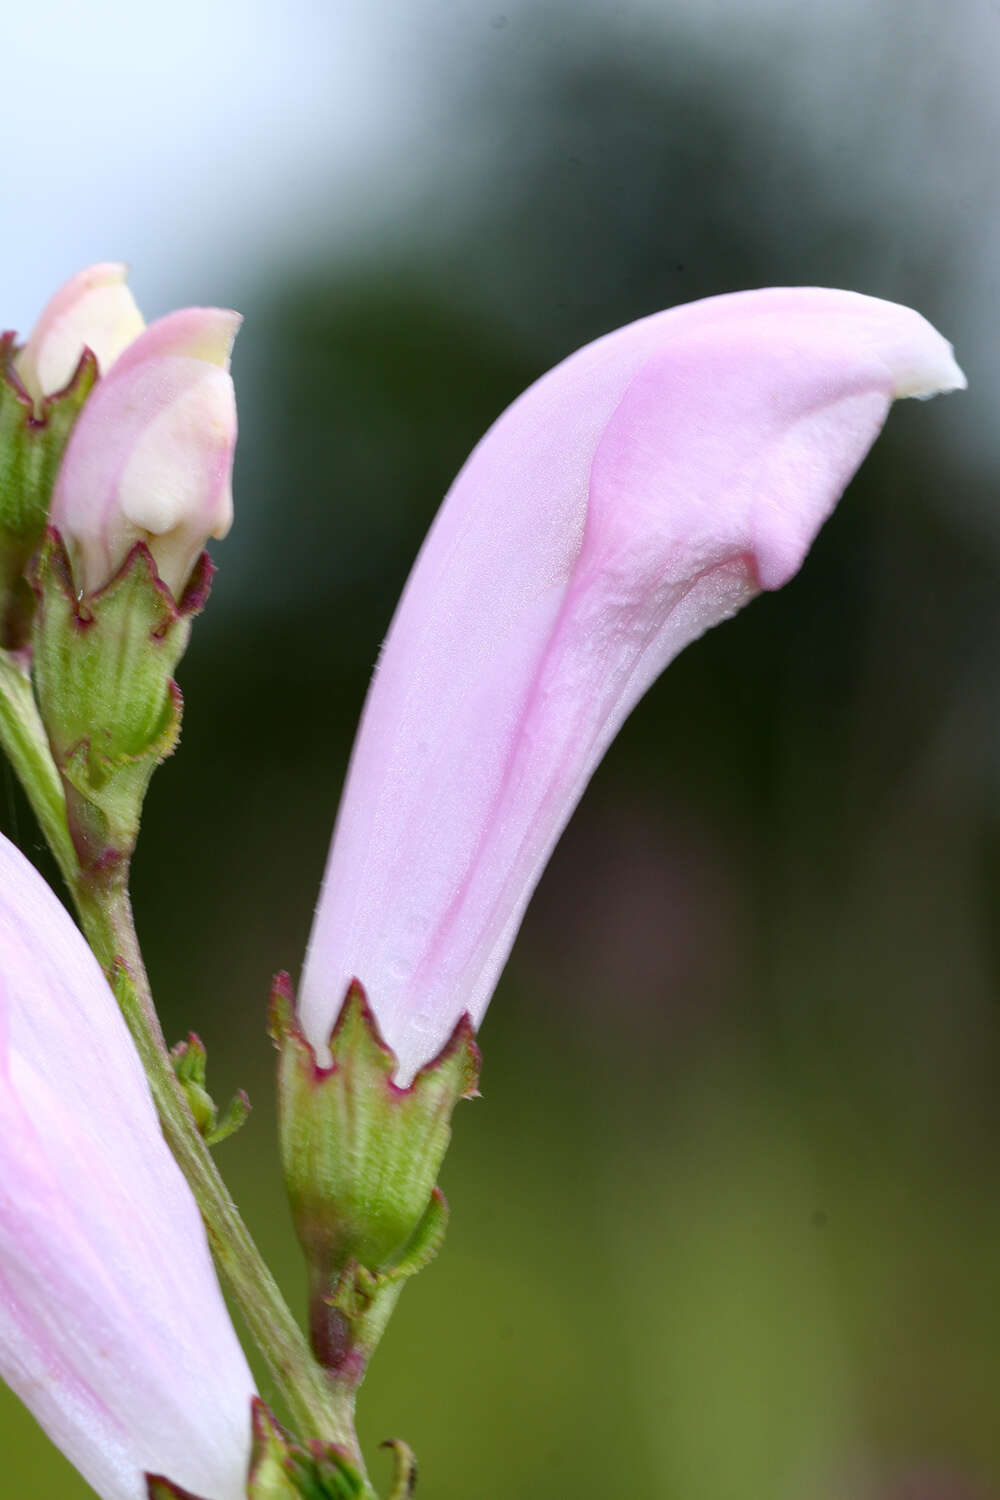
[
  {"xmin": 2, "ymin": 1, "xmax": 996, "ymax": 294},
  {"xmin": 4, "ymin": 0, "xmax": 999, "ymax": 497}
]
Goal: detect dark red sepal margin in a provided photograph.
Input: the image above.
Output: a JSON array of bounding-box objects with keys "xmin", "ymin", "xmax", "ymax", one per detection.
[
  {"xmin": 31, "ymin": 526, "xmax": 214, "ymax": 622},
  {"xmin": 146, "ymin": 1476, "xmax": 208, "ymax": 1500},
  {"xmin": 0, "ymin": 332, "xmax": 98, "ymax": 426},
  {"xmin": 268, "ymin": 971, "xmax": 480, "ymax": 1100}
]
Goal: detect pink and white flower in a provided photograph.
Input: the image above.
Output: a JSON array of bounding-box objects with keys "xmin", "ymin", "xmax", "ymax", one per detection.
[
  {"xmin": 15, "ymin": 262, "xmax": 145, "ymax": 407},
  {"xmin": 300, "ymin": 287, "xmax": 964, "ymax": 1085},
  {"xmin": 49, "ymin": 302, "xmax": 240, "ymax": 600}
]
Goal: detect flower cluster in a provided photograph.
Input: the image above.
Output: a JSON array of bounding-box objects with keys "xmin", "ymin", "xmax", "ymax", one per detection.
[
  {"xmin": 0, "ymin": 266, "xmax": 964, "ymax": 1498},
  {"xmin": 14, "ymin": 262, "xmax": 238, "ymax": 602}
]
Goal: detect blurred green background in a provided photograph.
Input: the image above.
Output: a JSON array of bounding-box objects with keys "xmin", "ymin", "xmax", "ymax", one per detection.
[{"xmin": 2, "ymin": 1, "xmax": 1000, "ymax": 1496}]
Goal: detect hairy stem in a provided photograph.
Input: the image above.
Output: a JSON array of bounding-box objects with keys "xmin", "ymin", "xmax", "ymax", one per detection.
[
  {"xmin": 0, "ymin": 656, "xmax": 366, "ymax": 1471},
  {"xmin": 77, "ymin": 876, "xmax": 364, "ymax": 1458},
  {"xmin": 0, "ymin": 650, "xmax": 76, "ymax": 882}
]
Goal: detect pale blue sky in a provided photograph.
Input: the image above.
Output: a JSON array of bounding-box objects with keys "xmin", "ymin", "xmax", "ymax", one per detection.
[
  {"xmin": 4, "ymin": 0, "xmax": 995, "ymax": 304},
  {"xmin": 2, "ymin": 0, "xmax": 418, "ymax": 324},
  {"xmin": 3, "ymin": 0, "xmax": 996, "ymax": 484}
]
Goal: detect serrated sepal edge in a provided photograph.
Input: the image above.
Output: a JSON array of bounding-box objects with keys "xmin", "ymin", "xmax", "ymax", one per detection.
[
  {"xmin": 248, "ymin": 1399, "xmax": 368, "ymax": 1499},
  {"xmin": 268, "ymin": 973, "xmax": 480, "ymax": 1101},
  {"xmin": 270, "ymin": 975, "xmax": 478, "ymax": 1385},
  {"xmin": 0, "ymin": 332, "xmax": 99, "ymax": 418},
  {"xmin": 30, "ymin": 526, "xmax": 214, "ymax": 626},
  {"xmin": 0, "ymin": 343, "xmax": 98, "ymax": 648},
  {"xmin": 30, "ymin": 530, "xmax": 211, "ymax": 871}
]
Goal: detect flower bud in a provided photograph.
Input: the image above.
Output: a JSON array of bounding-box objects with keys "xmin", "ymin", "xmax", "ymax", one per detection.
[
  {"xmin": 50, "ymin": 306, "xmax": 240, "ymax": 599},
  {"xmin": 0, "ymin": 262, "xmax": 141, "ymax": 647},
  {"xmin": 301, "ymin": 287, "xmax": 965, "ymax": 1087},
  {"xmin": 15, "ymin": 261, "xmax": 145, "ymax": 406}
]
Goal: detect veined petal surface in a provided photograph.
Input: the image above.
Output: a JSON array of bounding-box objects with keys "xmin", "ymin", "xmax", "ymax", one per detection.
[
  {"xmin": 0, "ymin": 834, "xmax": 255, "ymax": 1500},
  {"xmin": 301, "ymin": 287, "xmax": 964, "ymax": 1084}
]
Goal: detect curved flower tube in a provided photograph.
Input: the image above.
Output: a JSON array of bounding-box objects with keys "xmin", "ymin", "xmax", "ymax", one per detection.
[
  {"xmin": 0, "ymin": 832, "xmax": 255, "ymax": 1500},
  {"xmin": 301, "ymin": 287, "xmax": 964, "ymax": 1085},
  {"xmin": 50, "ymin": 306, "xmax": 240, "ymax": 599}
]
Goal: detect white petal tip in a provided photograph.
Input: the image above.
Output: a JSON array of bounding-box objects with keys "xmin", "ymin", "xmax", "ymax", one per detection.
[
  {"xmin": 886, "ymin": 311, "xmax": 967, "ymax": 400},
  {"xmin": 897, "ymin": 348, "xmax": 967, "ymax": 401},
  {"xmin": 130, "ymin": 307, "xmax": 243, "ymax": 369},
  {"xmin": 82, "ymin": 261, "xmax": 130, "ymax": 286}
]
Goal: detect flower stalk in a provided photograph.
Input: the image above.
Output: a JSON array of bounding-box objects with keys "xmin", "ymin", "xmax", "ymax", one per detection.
[
  {"xmin": 0, "ymin": 265, "xmax": 378, "ymax": 1485},
  {"xmin": 0, "ymin": 647, "xmax": 76, "ymax": 878},
  {"xmin": 84, "ymin": 905, "xmax": 369, "ymax": 1469},
  {"xmin": 96, "ymin": 911, "xmax": 364, "ymax": 1465},
  {"xmin": 0, "ymin": 652, "xmax": 368, "ymax": 1475}
]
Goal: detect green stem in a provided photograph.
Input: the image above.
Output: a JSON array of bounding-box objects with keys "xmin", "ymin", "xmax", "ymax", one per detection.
[
  {"xmin": 75, "ymin": 878, "xmax": 363, "ymax": 1460},
  {"xmin": 0, "ymin": 650, "xmax": 76, "ymax": 883},
  {"xmin": 0, "ymin": 655, "xmax": 367, "ymax": 1473}
]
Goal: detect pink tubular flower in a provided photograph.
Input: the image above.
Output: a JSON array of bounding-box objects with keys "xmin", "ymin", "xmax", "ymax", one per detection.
[
  {"xmin": 50, "ymin": 305, "xmax": 240, "ymax": 599},
  {"xmin": 0, "ymin": 833, "xmax": 255, "ymax": 1499},
  {"xmin": 14, "ymin": 262, "xmax": 145, "ymax": 407},
  {"xmin": 300, "ymin": 287, "xmax": 964, "ymax": 1085}
]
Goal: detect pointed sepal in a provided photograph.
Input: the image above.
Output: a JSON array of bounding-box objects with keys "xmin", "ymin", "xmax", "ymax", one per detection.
[
  {"xmin": 248, "ymin": 1400, "xmax": 370, "ymax": 1500},
  {"xmin": 246, "ymin": 1401, "xmax": 306, "ymax": 1500},
  {"xmin": 380, "ymin": 1441, "xmax": 417, "ymax": 1500},
  {"xmin": 171, "ymin": 1032, "xmax": 251, "ymax": 1146},
  {"xmin": 146, "ymin": 1478, "xmax": 208, "ymax": 1500},
  {"xmin": 298, "ymin": 1443, "xmax": 368, "ymax": 1500},
  {"xmin": 0, "ymin": 338, "xmax": 96, "ymax": 648},
  {"xmin": 30, "ymin": 529, "xmax": 210, "ymax": 872},
  {"xmin": 270, "ymin": 975, "xmax": 478, "ymax": 1385}
]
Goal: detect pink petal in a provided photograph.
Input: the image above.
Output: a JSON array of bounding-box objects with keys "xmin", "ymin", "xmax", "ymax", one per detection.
[
  {"xmin": 0, "ymin": 834, "xmax": 254, "ymax": 1500},
  {"xmin": 15, "ymin": 262, "xmax": 145, "ymax": 404},
  {"xmin": 50, "ymin": 308, "xmax": 241, "ymax": 598},
  {"xmin": 301, "ymin": 287, "xmax": 964, "ymax": 1084}
]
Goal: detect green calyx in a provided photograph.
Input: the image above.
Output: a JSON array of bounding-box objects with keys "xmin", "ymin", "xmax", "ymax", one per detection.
[
  {"xmin": 248, "ymin": 1401, "xmax": 369, "ymax": 1500},
  {"xmin": 0, "ymin": 340, "xmax": 96, "ymax": 650},
  {"xmin": 270, "ymin": 977, "xmax": 479, "ymax": 1387},
  {"xmin": 30, "ymin": 531, "xmax": 210, "ymax": 874},
  {"xmin": 144, "ymin": 1400, "xmax": 416, "ymax": 1500},
  {"xmin": 246, "ymin": 1399, "xmax": 415, "ymax": 1500}
]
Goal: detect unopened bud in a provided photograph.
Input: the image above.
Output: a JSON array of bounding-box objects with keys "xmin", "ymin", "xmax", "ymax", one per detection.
[
  {"xmin": 50, "ymin": 306, "xmax": 240, "ymax": 599},
  {"xmin": 15, "ymin": 262, "xmax": 144, "ymax": 408},
  {"xmin": 0, "ymin": 261, "xmax": 140, "ymax": 647}
]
